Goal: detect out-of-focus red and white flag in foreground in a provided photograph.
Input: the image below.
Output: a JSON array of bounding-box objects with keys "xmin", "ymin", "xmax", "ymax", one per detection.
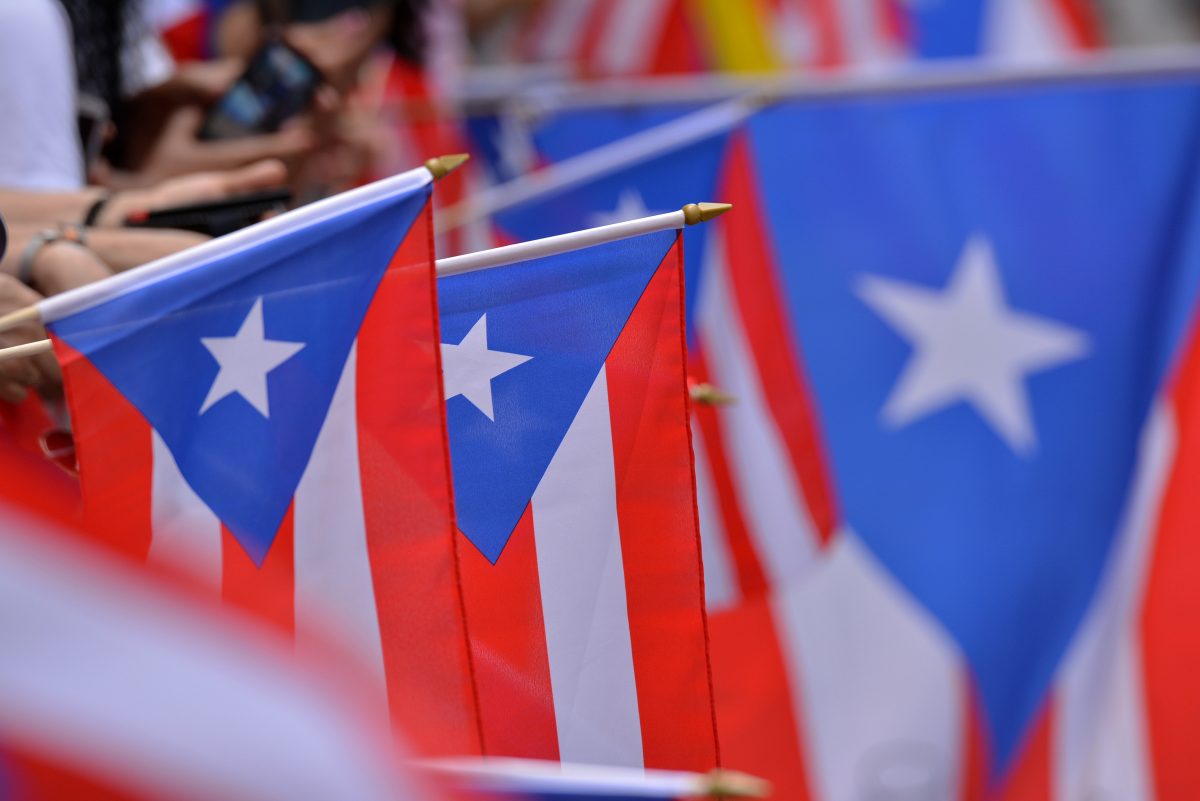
[{"xmin": 0, "ymin": 443, "xmax": 433, "ymax": 801}]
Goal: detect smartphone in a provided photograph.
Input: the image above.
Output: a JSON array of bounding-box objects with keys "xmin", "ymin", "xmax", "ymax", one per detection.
[
  {"xmin": 199, "ymin": 39, "xmax": 322, "ymax": 141},
  {"xmin": 123, "ymin": 188, "xmax": 293, "ymax": 238}
]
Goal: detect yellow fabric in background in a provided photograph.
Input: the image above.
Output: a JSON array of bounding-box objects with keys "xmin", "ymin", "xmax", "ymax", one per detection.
[{"xmin": 689, "ymin": 0, "xmax": 781, "ymax": 73}]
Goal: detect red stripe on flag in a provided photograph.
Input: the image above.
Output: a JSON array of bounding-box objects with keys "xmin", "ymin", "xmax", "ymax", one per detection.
[
  {"xmin": 459, "ymin": 508, "xmax": 560, "ymax": 760},
  {"xmin": 54, "ymin": 338, "xmax": 152, "ymax": 560},
  {"xmin": 1141, "ymin": 322, "xmax": 1200, "ymax": 800},
  {"xmin": 709, "ymin": 595, "xmax": 814, "ymax": 801},
  {"xmin": 1049, "ymin": 0, "xmax": 1101, "ymax": 48},
  {"xmin": 801, "ymin": 0, "xmax": 848, "ymax": 67},
  {"xmin": 355, "ymin": 198, "xmax": 482, "ymax": 755},
  {"xmin": 220, "ymin": 511, "xmax": 294, "ymax": 636},
  {"xmin": 721, "ymin": 133, "xmax": 839, "ymax": 544},
  {"xmin": 0, "ymin": 394, "xmax": 56, "ymax": 462},
  {"xmin": 959, "ymin": 681, "xmax": 990, "ymax": 801},
  {"xmin": 688, "ymin": 345, "xmax": 769, "ymax": 599},
  {"xmin": 653, "ymin": 0, "xmax": 704, "ymax": 75},
  {"xmin": 996, "ymin": 699, "xmax": 1054, "ymax": 801},
  {"xmin": 606, "ymin": 235, "xmax": 720, "ymax": 770},
  {"xmin": 0, "ymin": 741, "xmax": 148, "ymax": 801},
  {"xmin": 576, "ymin": 0, "xmax": 613, "ymax": 78}
]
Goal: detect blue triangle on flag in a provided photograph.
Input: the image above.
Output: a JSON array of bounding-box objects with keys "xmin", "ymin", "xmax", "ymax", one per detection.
[
  {"xmin": 52, "ymin": 186, "xmax": 429, "ymax": 565},
  {"xmin": 438, "ymin": 230, "xmax": 676, "ymax": 563}
]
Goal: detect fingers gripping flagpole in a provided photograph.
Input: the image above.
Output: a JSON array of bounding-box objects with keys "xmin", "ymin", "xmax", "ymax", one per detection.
[{"xmin": 0, "ymin": 199, "xmax": 732, "ymax": 364}]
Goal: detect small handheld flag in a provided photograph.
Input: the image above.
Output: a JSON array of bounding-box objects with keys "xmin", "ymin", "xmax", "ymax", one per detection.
[
  {"xmin": 40, "ymin": 165, "xmax": 482, "ymax": 755},
  {"xmin": 437, "ymin": 205, "xmax": 726, "ymax": 771}
]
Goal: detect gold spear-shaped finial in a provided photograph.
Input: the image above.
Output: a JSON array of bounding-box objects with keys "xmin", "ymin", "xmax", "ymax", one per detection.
[
  {"xmin": 703, "ymin": 769, "xmax": 771, "ymax": 799},
  {"xmin": 682, "ymin": 202, "xmax": 733, "ymax": 226},
  {"xmin": 425, "ymin": 153, "xmax": 471, "ymax": 180},
  {"xmin": 690, "ymin": 382, "xmax": 737, "ymax": 407}
]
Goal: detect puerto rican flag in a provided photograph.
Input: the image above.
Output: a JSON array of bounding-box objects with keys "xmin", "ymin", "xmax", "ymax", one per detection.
[
  {"xmin": 437, "ymin": 227, "xmax": 719, "ymax": 770},
  {"xmin": 514, "ymin": 0, "xmax": 704, "ymax": 78},
  {"xmin": 469, "ymin": 62, "xmax": 1200, "ymax": 798},
  {"xmin": 45, "ymin": 170, "xmax": 480, "ymax": 757},
  {"xmin": 774, "ymin": 0, "xmax": 1100, "ymax": 69},
  {"xmin": 505, "ymin": 0, "xmax": 1097, "ymax": 78},
  {"xmin": 701, "ymin": 75, "xmax": 1200, "ymax": 800},
  {"xmin": 0, "ymin": 439, "xmax": 433, "ymax": 801}
]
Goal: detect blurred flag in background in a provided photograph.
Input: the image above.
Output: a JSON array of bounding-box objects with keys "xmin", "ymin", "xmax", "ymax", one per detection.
[
  {"xmin": 504, "ymin": 0, "xmax": 1099, "ymax": 78},
  {"xmin": 452, "ymin": 61, "xmax": 1200, "ymax": 799}
]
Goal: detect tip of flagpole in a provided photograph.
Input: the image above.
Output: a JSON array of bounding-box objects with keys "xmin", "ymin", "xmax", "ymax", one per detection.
[
  {"xmin": 690, "ymin": 382, "xmax": 737, "ymax": 406},
  {"xmin": 703, "ymin": 769, "xmax": 771, "ymax": 798},
  {"xmin": 426, "ymin": 153, "xmax": 471, "ymax": 180},
  {"xmin": 0, "ymin": 305, "xmax": 40, "ymax": 336},
  {"xmin": 682, "ymin": 202, "xmax": 733, "ymax": 225}
]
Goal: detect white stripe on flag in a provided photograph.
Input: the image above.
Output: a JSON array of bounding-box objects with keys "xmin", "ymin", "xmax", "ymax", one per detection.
[
  {"xmin": 696, "ymin": 227, "xmax": 820, "ymax": 588},
  {"xmin": 1055, "ymin": 402, "xmax": 1171, "ymax": 801},
  {"xmin": 593, "ymin": 0, "xmax": 673, "ymax": 76},
  {"xmin": 0, "ymin": 508, "xmax": 405, "ymax": 801},
  {"xmin": 294, "ymin": 342, "xmax": 389, "ymax": 712},
  {"xmin": 983, "ymin": 0, "xmax": 1076, "ymax": 62},
  {"xmin": 836, "ymin": 0, "xmax": 903, "ymax": 67},
  {"xmin": 532, "ymin": 0, "xmax": 596, "ymax": 62},
  {"xmin": 773, "ymin": 533, "xmax": 963, "ymax": 801},
  {"xmin": 531, "ymin": 366, "xmax": 644, "ymax": 768},
  {"xmin": 149, "ymin": 428, "xmax": 221, "ymax": 588},
  {"xmin": 691, "ymin": 421, "xmax": 739, "ymax": 611}
]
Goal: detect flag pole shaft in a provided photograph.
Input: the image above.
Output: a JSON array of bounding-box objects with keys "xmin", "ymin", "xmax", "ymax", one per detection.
[
  {"xmin": 0, "ymin": 339, "xmax": 52, "ymax": 363},
  {"xmin": 436, "ymin": 202, "xmax": 726, "ymax": 277},
  {"xmin": 0, "ymin": 202, "xmax": 731, "ymax": 361}
]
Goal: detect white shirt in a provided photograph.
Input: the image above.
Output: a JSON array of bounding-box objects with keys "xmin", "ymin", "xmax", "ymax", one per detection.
[{"xmin": 0, "ymin": 0, "xmax": 84, "ymax": 190}]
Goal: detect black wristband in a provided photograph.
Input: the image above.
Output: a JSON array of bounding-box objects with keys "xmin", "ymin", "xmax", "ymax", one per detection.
[{"xmin": 82, "ymin": 192, "xmax": 113, "ymax": 227}]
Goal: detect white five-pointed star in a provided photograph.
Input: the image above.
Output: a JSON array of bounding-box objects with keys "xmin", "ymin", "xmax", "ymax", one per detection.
[
  {"xmin": 199, "ymin": 298, "xmax": 306, "ymax": 418},
  {"xmin": 441, "ymin": 314, "xmax": 532, "ymax": 421},
  {"xmin": 589, "ymin": 189, "xmax": 656, "ymax": 228},
  {"xmin": 856, "ymin": 235, "xmax": 1090, "ymax": 455}
]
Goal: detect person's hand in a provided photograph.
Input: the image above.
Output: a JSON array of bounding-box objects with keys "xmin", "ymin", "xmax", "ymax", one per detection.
[
  {"xmin": 0, "ymin": 276, "xmax": 59, "ymax": 402},
  {"xmin": 132, "ymin": 105, "xmax": 315, "ymax": 183},
  {"xmin": 97, "ymin": 159, "xmax": 289, "ymax": 227},
  {"xmin": 162, "ymin": 58, "xmax": 245, "ymax": 103}
]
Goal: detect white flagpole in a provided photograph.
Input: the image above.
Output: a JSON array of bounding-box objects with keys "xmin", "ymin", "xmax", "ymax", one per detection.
[
  {"xmin": 0, "ymin": 202, "xmax": 731, "ymax": 364},
  {"xmin": 421, "ymin": 756, "xmax": 770, "ymax": 799},
  {"xmin": 437, "ymin": 203, "xmax": 722, "ymax": 277}
]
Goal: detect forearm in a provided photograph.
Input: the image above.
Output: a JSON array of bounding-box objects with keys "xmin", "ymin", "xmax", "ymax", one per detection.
[
  {"xmin": 0, "ymin": 224, "xmax": 113, "ymax": 296},
  {"xmin": 0, "ymin": 187, "xmax": 107, "ymax": 227},
  {"xmin": 84, "ymin": 227, "xmax": 208, "ymax": 272}
]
